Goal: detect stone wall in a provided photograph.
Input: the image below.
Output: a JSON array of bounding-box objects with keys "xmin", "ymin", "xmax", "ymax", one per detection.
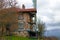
[{"xmin": 12, "ymin": 30, "xmax": 29, "ymax": 37}]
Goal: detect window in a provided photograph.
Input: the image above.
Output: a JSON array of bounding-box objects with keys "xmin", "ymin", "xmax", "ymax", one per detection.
[{"xmin": 18, "ymin": 22, "xmax": 24, "ymax": 31}]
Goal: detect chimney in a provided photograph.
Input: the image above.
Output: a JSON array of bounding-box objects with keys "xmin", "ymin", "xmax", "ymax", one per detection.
[{"xmin": 22, "ymin": 4, "xmax": 25, "ymax": 9}]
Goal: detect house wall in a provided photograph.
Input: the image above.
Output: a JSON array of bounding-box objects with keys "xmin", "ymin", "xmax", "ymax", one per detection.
[{"xmin": 18, "ymin": 13, "xmax": 31, "ymax": 31}]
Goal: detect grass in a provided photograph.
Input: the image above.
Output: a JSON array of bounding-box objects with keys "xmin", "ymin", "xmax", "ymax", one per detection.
[{"xmin": 0, "ymin": 36, "xmax": 37, "ymax": 40}]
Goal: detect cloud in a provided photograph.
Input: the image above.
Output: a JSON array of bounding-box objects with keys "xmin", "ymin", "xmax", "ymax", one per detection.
[
  {"xmin": 47, "ymin": 22, "xmax": 60, "ymax": 26},
  {"xmin": 37, "ymin": 0, "xmax": 60, "ymax": 23},
  {"xmin": 46, "ymin": 27, "xmax": 60, "ymax": 30},
  {"xmin": 39, "ymin": 16, "xmax": 52, "ymax": 23},
  {"xmin": 37, "ymin": 0, "xmax": 60, "ymax": 30},
  {"xmin": 54, "ymin": 16, "xmax": 60, "ymax": 22}
]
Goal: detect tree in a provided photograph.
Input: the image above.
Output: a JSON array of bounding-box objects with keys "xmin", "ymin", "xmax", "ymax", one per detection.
[
  {"xmin": 38, "ymin": 20, "xmax": 45, "ymax": 40},
  {"xmin": 0, "ymin": 0, "xmax": 4, "ymax": 9},
  {"xmin": 0, "ymin": 0, "xmax": 17, "ymax": 10}
]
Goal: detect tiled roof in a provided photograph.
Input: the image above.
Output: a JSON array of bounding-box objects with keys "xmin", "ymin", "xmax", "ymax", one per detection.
[
  {"xmin": 0, "ymin": 7, "xmax": 36, "ymax": 13},
  {"xmin": 17, "ymin": 8, "xmax": 36, "ymax": 12}
]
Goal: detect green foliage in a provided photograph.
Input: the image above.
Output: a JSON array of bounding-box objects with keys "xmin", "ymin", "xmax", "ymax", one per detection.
[{"xmin": 0, "ymin": 36, "xmax": 37, "ymax": 40}]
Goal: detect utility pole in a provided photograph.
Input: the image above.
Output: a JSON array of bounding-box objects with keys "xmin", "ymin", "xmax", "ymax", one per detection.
[{"xmin": 32, "ymin": 0, "xmax": 36, "ymax": 8}]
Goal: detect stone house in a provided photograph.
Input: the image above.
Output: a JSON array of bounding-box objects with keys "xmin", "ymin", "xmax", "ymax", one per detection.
[{"xmin": 0, "ymin": 5, "xmax": 36, "ymax": 36}]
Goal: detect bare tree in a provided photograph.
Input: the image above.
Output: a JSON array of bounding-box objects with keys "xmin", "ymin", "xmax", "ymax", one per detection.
[
  {"xmin": 38, "ymin": 20, "xmax": 45, "ymax": 40},
  {"xmin": 0, "ymin": 0, "xmax": 17, "ymax": 9},
  {"xmin": 0, "ymin": 0, "xmax": 4, "ymax": 9}
]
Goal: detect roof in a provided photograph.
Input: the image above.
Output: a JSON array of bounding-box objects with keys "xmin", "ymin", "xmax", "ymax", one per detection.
[
  {"xmin": 13, "ymin": 7, "xmax": 36, "ymax": 12},
  {"xmin": 0, "ymin": 7, "xmax": 36, "ymax": 13},
  {"xmin": 16, "ymin": 8, "xmax": 37, "ymax": 12}
]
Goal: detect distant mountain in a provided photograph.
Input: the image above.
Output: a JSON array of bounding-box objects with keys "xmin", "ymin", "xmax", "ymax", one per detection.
[{"xmin": 44, "ymin": 29, "xmax": 60, "ymax": 38}]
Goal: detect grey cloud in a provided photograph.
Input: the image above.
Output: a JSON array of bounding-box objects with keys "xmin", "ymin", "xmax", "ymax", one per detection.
[
  {"xmin": 37, "ymin": 0, "xmax": 48, "ymax": 8},
  {"xmin": 51, "ymin": 2, "xmax": 60, "ymax": 11},
  {"xmin": 37, "ymin": 0, "xmax": 60, "ymax": 30},
  {"xmin": 46, "ymin": 22, "xmax": 60, "ymax": 26}
]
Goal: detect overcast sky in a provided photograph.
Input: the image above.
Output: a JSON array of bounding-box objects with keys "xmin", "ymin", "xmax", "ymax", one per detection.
[
  {"xmin": 17, "ymin": 0, "xmax": 60, "ymax": 31},
  {"xmin": 37, "ymin": 0, "xmax": 60, "ymax": 30}
]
